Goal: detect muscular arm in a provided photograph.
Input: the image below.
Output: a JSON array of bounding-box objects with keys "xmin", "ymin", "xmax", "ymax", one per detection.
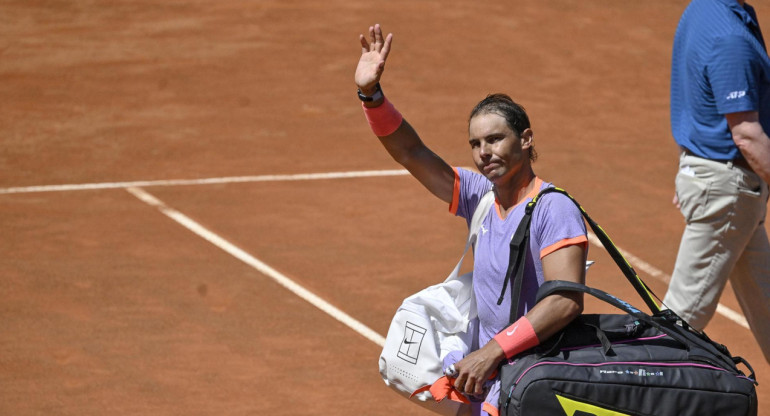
[
  {"xmin": 356, "ymin": 25, "xmax": 455, "ymax": 203},
  {"xmin": 375, "ymin": 119, "xmax": 456, "ymax": 203},
  {"xmin": 452, "ymin": 244, "xmax": 586, "ymax": 397},
  {"xmin": 726, "ymin": 111, "xmax": 770, "ymax": 184},
  {"xmin": 527, "ymin": 243, "xmax": 586, "ymax": 339}
]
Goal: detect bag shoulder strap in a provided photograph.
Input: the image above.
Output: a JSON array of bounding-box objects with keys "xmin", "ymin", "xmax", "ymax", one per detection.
[
  {"xmin": 498, "ymin": 187, "xmax": 661, "ymax": 322},
  {"xmin": 535, "ymin": 187, "xmax": 661, "ymax": 313},
  {"xmin": 536, "ymin": 280, "xmax": 753, "ymax": 381},
  {"xmin": 496, "ymin": 192, "xmax": 534, "ymax": 323}
]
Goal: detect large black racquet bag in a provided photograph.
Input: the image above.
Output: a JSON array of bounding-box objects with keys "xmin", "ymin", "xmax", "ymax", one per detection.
[{"xmin": 497, "ymin": 188, "xmax": 758, "ymax": 416}]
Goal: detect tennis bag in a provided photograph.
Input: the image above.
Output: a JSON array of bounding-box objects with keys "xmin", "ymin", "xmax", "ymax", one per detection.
[
  {"xmin": 497, "ymin": 188, "xmax": 758, "ymax": 416},
  {"xmin": 378, "ymin": 190, "xmax": 495, "ymax": 416}
]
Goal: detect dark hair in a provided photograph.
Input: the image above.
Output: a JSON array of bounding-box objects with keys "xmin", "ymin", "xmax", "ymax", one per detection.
[{"xmin": 469, "ymin": 93, "xmax": 538, "ymax": 162}]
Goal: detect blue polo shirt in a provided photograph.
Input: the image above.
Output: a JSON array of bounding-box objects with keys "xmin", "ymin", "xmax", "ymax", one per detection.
[{"xmin": 670, "ymin": 0, "xmax": 770, "ymax": 160}]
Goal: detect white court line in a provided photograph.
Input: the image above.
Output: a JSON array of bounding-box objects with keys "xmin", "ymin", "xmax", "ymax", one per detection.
[
  {"xmin": 3, "ymin": 167, "xmax": 749, "ymax": 333},
  {"xmin": 125, "ymin": 186, "xmax": 387, "ymax": 347},
  {"xmin": 0, "ymin": 169, "xmax": 410, "ymax": 194},
  {"xmin": 587, "ymin": 232, "xmax": 749, "ymax": 329}
]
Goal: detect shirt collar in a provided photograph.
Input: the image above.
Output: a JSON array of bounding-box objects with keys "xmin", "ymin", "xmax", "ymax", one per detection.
[{"xmin": 715, "ymin": 0, "xmax": 758, "ymax": 27}]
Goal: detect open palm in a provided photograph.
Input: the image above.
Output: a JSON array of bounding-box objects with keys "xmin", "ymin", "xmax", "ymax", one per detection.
[{"xmin": 355, "ymin": 24, "xmax": 392, "ymax": 93}]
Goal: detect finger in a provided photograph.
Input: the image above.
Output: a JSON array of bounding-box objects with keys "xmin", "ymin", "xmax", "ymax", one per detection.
[
  {"xmin": 380, "ymin": 33, "xmax": 393, "ymax": 60},
  {"xmin": 368, "ymin": 26, "xmax": 376, "ymax": 50},
  {"xmin": 374, "ymin": 23, "xmax": 383, "ymax": 47},
  {"xmin": 461, "ymin": 374, "xmax": 475, "ymax": 396},
  {"xmin": 453, "ymin": 372, "xmax": 467, "ymax": 393},
  {"xmin": 359, "ymin": 34, "xmax": 369, "ymax": 54},
  {"xmin": 472, "ymin": 378, "xmax": 484, "ymax": 397}
]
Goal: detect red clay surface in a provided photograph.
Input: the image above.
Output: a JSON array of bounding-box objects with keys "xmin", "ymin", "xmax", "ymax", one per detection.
[{"xmin": 2, "ymin": 0, "xmax": 769, "ymax": 414}]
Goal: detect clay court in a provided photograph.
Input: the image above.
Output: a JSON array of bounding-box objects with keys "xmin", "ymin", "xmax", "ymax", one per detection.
[{"xmin": 2, "ymin": 0, "xmax": 769, "ymax": 414}]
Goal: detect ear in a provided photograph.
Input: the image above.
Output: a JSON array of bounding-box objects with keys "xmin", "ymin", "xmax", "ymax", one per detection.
[{"xmin": 519, "ymin": 128, "xmax": 534, "ymax": 150}]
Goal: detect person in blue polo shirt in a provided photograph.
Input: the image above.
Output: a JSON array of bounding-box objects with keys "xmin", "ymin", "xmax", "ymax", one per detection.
[{"xmin": 666, "ymin": 0, "xmax": 770, "ymax": 364}]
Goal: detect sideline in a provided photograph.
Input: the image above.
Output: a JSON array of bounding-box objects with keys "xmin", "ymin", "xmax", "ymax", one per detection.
[{"xmin": 126, "ymin": 186, "xmax": 388, "ymax": 347}]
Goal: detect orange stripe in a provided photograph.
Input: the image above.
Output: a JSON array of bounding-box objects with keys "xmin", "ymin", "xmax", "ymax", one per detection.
[
  {"xmin": 449, "ymin": 168, "xmax": 461, "ymax": 214},
  {"xmin": 482, "ymin": 402, "xmax": 499, "ymax": 416},
  {"xmin": 540, "ymin": 235, "xmax": 588, "ymax": 259},
  {"xmin": 495, "ymin": 200, "xmax": 504, "ymax": 220},
  {"xmin": 525, "ymin": 177, "xmax": 543, "ymax": 201},
  {"xmin": 496, "ymin": 177, "xmax": 542, "ymax": 220}
]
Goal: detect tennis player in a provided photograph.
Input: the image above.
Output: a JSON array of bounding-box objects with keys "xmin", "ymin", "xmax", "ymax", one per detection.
[{"xmin": 356, "ymin": 24, "xmax": 588, "ymax": 416}]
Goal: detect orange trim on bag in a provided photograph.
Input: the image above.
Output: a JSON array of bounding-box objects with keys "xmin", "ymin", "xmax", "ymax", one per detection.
[
  {"xmin": 540, "ymin": 236, "xmax": 588, "ymax": 259},
  {"xmin": 410, "ymin": 376, "xmax": 470, "ymax": 404},
  {"xmin": 410, "ymin": 384, "xmax": 431, "ymax": 398},
  {"xmin": 449, "ymin": 168, "xmax": 461, "ymax": 215},
  {"xmin": 482, "ymin": 401, "xmax": 499, "ymax": 416}
]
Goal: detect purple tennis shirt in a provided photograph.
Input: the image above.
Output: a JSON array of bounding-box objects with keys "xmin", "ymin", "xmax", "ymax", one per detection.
[
  {"xmin": 450, "ymin": 168, "xmax": 588, "ymax": 350},
  {"xmin": 448, "ymin": 168, "xmax": 588, "ymax": 415}
]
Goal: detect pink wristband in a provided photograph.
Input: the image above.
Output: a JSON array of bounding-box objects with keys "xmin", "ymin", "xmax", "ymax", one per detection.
[
  {"xmin": 362, "ymin": 97, "xmax": 403, "ymax": 137},
  {"xmin": 493, "ymin": 316, "xmax": 540, "ymax": 359}
]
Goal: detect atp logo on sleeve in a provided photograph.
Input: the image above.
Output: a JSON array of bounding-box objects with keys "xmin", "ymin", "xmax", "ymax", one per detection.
[{"xmin": 726, "ymin": 90, "xmax": 747, "ymax": 100}]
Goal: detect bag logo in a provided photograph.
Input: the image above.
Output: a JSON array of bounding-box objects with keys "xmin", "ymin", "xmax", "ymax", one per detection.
[
  {"xmin": 398, "ymin": 321, "xmax": 426, "ymax": 364},
  {"xmin": 555, "ymin": 394, "xmax": 633, "ymax": 416}
]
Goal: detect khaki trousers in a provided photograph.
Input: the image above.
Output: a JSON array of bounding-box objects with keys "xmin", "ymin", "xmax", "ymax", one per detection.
[{"xmin": 664, "ymin": 152, "xmax": 770, "ymax": 363}]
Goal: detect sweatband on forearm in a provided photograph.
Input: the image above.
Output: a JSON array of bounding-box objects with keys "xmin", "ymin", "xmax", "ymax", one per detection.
[
  {"xmin": 492, "ymin": 316, "xmax": 540, "ymax": 359},
  {"xmin": 362, "ymin": 97, "xmax": 403, "ymax": 137}
]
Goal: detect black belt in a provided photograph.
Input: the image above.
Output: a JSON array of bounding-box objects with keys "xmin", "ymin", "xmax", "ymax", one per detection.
[{"xmin": 682, "ymin": 148, "xmax": 753, "ymax": 171}]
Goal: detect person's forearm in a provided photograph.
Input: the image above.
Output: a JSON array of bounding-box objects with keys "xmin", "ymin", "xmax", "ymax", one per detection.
[
  {"xmin": 361, "ymin": 95, "xmax": 455, "ymax": 202},
  {"xmin": 525, "ymin": 293, "xmax": 583, "ymax": 341},
  {"xmin": 375, "ymin": 113, "xmax": 421, "ymax": 164},
  {"xmin": 726, "ymin": 112, "xmax": 770, "ymax": 184},
  {"xmin": 524, "ymin": 244, "xmax": 586, "ymax": 342},
  {"xmin": 734, "ymin": 130, "xmax": 770, "ymax": 184},
  {"xmin": 361, "ymin": 93, "xmax": 428, "ymax": 169}
]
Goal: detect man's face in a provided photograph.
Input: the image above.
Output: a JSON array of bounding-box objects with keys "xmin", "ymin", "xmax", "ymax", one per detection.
[{"xmin": 468, "ymin": 112, "xmax": 531, "ymax": 184}]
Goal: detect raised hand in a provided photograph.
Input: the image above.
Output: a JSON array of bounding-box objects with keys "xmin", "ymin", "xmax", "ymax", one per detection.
[{"xmin": 355, "ymin": 24, "xmax": 393, "ymax": 95}]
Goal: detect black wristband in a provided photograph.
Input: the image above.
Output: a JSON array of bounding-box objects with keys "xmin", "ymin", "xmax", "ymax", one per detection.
[{"xmin": 357, "ymin": 83, "xmax": 383, "ymax": 102}]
